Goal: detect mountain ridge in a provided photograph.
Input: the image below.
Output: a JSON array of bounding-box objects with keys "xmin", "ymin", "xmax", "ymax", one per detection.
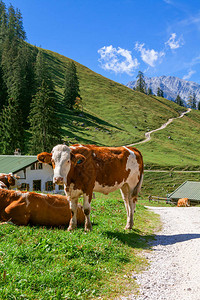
[{"xmin": 127, "ymin": 75, "xmax": 200, "ymax": 104}]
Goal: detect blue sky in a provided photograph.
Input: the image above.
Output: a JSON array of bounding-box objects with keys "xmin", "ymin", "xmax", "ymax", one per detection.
[{"xmin": 3, "ymin": 0, "xmax": 200, "ymax": 84}]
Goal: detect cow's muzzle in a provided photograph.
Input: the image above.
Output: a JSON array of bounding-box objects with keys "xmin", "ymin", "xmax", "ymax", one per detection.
[{"xmin": 54, "ymin": 176, "xmax": 64, "ymax": 185}]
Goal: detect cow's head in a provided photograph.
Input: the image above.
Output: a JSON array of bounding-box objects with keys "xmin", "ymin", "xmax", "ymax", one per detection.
[
  {"xmin": 2, "ymin": 173, "xmax": 21, "ymax": 189},
  {"xmin": 37, "ymin": 145, "xmax": 86, "ymax": 185}
]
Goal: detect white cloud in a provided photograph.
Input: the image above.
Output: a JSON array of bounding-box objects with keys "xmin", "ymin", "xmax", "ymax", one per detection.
[
  {"xmin": 98, "ymin": 45, "xmax": 139, "ymax": 75},
  {"xmin": 165, "ymin": 33, "xmax": 184, "ymax": 49},
  {"xmin": 134, "ymin": 42, "xmax": 165, "ymax": 67},
  {"xmin": 183, "ymin": 70, "xmax": 196, "ymax": 80}
]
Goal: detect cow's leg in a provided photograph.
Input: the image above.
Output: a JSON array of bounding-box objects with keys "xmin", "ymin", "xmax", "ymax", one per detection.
[
  {"xmin": 4, "ymin": 201, "xmax": 30, "ymax": 225},
  {"xmin": 121, "ymin": 184, "xmax": 135, "ymax": 230},
  {"xmin": 83, "ymin": 194, "xmax": 92, "ymax": 232},
  {"xmin": 68, "ymin": 197, "xmax": 78, "ymax": 231}
]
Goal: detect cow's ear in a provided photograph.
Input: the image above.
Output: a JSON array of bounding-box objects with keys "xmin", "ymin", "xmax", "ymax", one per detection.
[
  {"xmin": 8, "ymin": 175, "xmax": 15, "ymax": 184},
  {"xmin": 71, "ymin": 153, "xmax": 86, "ymax": 165},
  {"xmin": 37, "ymin": 152, "xmax": 52, "ymax": 164}
]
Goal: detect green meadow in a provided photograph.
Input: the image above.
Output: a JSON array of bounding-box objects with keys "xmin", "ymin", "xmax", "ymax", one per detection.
[
  {"xmin": 36, "ymin": 47, "xmax": 200, "ymax": 170},
  {"xmin": 0, "ymin": 192, "xmax": 159, "ymax": 300}
]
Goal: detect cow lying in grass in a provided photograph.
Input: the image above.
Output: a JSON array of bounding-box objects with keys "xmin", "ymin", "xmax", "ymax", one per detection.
[
  {"xmin": 177, "ymin": 198, "xmax": 190, "ymax": 207},
  {"xmin": 0, "ymin": 189, "xmax": 85, "ymax": 226},
  {"xmin": 0, "ymin": 173, "xmax": 20, "ymax": 189},
  {"xmin": 37, "ymin": 144, "xmax": 144, "ymax": 231}
]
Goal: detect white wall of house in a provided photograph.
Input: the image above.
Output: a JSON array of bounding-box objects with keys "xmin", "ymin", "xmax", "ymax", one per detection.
[{"xmin": 15, "ymin": 162, "xmax": 63, "ymax": 193}]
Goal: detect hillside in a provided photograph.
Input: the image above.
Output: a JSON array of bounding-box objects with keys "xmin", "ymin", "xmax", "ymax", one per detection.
[{"xmin": 35, "ymin": 47, "xmax": 200, "ymax": 170}]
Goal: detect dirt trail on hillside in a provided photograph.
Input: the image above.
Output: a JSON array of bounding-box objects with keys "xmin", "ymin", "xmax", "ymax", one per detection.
[
  {"xmin": 120, "ymin": 206, "xmax": 200, "ymax": 300},
  {"xmin": 127, "ymin": 108, "xmax": 191, "ymax": 147}
]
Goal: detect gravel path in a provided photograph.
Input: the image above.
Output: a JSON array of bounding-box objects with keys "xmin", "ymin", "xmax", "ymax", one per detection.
[
  {"xmin": 127, "ymin": 108, "xmax": 191, "ymax": 147},
  {"xmin": 121, "ymin": 206, "xmax": 200, "ymax": 300}
]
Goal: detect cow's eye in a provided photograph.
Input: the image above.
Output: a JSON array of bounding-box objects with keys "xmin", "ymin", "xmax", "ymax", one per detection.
[{"xmin": 67, "ymin": 160, "xmax": 70, "ymax": 163}]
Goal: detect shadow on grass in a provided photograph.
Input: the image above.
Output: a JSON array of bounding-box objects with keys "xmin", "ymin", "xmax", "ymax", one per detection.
[{"xmin": 104, "ymin": 229, "xmax": 154, "ymax": 249}]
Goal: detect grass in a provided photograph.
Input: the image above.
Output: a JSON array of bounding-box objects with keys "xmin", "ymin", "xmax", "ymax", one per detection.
[
  {"xmin": 40, "ymin": 47, "xmax": 200, "ymax": 170},
  {"xmin": 0, "ymin": 191, "xmax": 159, "ymax": 300},
  {"xmin": 137, "ymin": 110, "xmax": 200, "ymax": 170},
  {"xmin": 18, "ymin": 45, "xmax": 199, "ymax": 170},
  {"xmin": 138, "ymin": 171, "xmax": 200, "ymax": 206}
]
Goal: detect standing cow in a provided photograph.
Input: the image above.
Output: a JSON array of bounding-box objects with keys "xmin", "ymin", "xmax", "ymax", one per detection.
[{"xmin": 37, "ymin": 144, "xmax": 143, "ymax": 231}]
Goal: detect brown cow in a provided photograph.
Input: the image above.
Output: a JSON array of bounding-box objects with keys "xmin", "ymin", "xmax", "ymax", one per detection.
[
  {"xmin": 0, "ymin": 189, "xmax": 85, "ymax": 226},
  {"xmin": 37, "ymin": 144, "xmax": 144, "ymax": 231},
  {"xmin": 0, "ymin": 173, "xmax": 20, "ymax": 189},
  {"xmin": 177, "ymin": 198, "xmax": 190, "ymax": 207}
]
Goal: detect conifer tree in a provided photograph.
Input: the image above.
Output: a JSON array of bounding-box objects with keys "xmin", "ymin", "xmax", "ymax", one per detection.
[
  {"xmin": 175, "ymin": 94, "xmax": 184, "ymax": 107},
  {"xmin": 198, "ymin": 101, "xmax": 200, "ymax": 110},
  {"xmin": 187, "ymin": 93, "xmax": 196, "ymax": 109},
  {"xmin": 0, "ymin": 97, "xmax": 24, "ymax": 154},
  {"xmin": 29, "ymin": 80, "xmax": 61, "ymax": 154},
  {"xmin": 63, "ymin": 61, "xmax": 80, "ymax": 109},
  {"xmin": 191, "ymin": 93, "xmax": 197, "ymax": 109},
  {"xmin": 135, "ymin": 71, "xmax": 146, "ymax": 93},
  {"xmin": 157, "ymin": 87, "xmax": 164, "ymax": 97},
  {"xmin": 147, "ymin": 87, "xmax": 153, "ymax": 95},
  {"xmin": 0, "ymin": 0, "xmax": 7, "ymax": 42}
]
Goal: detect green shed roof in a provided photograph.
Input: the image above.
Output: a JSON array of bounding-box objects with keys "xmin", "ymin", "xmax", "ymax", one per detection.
[
  {"xmin": 0, "ymin": 155, "xmax": 38, "ymax": 174},
  {"xmin": 169, "ymin": 181, "xmax": 200, "ymax": 201}
]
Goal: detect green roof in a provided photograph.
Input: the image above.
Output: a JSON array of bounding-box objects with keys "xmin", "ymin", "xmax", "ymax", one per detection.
[
  {"xmin": 169, "ymin": 181, "xmax": 200, "ymax": 201},
  {"xmin": 0, "ymin": 155, "xmax": 38, "ymax": 174}
]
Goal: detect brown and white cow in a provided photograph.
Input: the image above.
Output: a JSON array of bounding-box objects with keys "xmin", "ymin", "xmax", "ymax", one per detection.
[
  {"xmin": 177, "ymin": 198, "xmax": 190, "ymax": 207},
  {"xmin": 37, "ymin": 144, "xmax": 143, "ymax": 231},
  {"xmin": 0, "ymin": 173, "xmax": 20, "ymax": 189},
  {"xmin": 0, "ymin": 189, "xmax": 85, "ymax": 226}
]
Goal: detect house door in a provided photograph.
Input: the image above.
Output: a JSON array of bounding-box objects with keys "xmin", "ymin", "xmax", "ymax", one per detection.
[{"xmin": 33, "ymin": 180, "xmax": 41, "ymax": 191}]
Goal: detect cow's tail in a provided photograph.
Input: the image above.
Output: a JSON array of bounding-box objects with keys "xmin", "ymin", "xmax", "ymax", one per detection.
[{"xmin": 131, "ymin": 173, "xmax": 144, "ymax": 199}]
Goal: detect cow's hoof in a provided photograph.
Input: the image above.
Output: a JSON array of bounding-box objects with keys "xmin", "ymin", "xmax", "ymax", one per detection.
[
  {"xmin": 124, "ymin": 225, "xmax": 133, "ymax": 230},
  {"xmin": 84, "ymin": 224, "xmax": 92, "ymax": 232},
  {"xmin": 67, "ymin": 225, "xmax": 76, "ymax": 231}
]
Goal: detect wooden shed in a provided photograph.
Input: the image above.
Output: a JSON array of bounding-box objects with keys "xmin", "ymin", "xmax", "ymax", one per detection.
[{"xmin": 168, "ymin": 181, "xmax": 200, "ymax": 205}]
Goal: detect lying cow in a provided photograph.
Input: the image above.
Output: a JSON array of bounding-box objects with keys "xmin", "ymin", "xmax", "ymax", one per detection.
[
  {"xmin": 0, "ymin": 189, "xmax": 85, "ymax": 226},
  {"xmin": 37, "ymin": 144, "xmax": 143, "ymax": 231},
  {"xmin": 177, "ymin": 198, "xmax": 190, "ymax": 207},
  {"xmin": 0, "ymin": 173, "xmax": 20, "ymax": 189}
]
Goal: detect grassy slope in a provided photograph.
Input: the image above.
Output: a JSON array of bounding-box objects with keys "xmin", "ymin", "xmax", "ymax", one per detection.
[
  {"xmin": 40, "ymin": 48, "xmax": 200, "ymax": 169},
  {"xmin": 136, "ymin": 110, "xmax": 200, "ymax": 170},
  {"xmin": 0, "ymin": 193, "xmax": 159, "ymax": 300}
]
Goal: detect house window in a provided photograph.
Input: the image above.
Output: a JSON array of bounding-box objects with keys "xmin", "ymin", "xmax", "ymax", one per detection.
[
  {"xmin": 45, "ymin": 181, "xmax": 55, "ymax": 191},
  {"xmin": 31, "ymin": 163, "xmax": 43, "ymax": 170},
  {"xmin": 59, "ymin": 185, "xmax": 64, "ymax": 190},
  {"xmin": 38, "ymin": 163, "xmax": 43, "ymax": 169},
  {"xmin": 33, "ymin": 180, "xmax": 41, "ymax": 191},
  {"xmin": 21, "ymin": 183, "xmax": 29, "ymax": 191},
  {"xmin": 31, "ymin": 164, "xmax": 35, "ymax": 170}
]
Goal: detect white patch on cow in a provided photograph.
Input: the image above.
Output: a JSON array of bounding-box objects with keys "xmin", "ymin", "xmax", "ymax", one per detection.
[
  {"xmin": 70, "ymin": 144, "xmax": 84, "ymax": 150},
  {"xmin": 64, "ymin": 183, "xmax": 82, "ymax": 198},
  {"xmin": 0, "ymin": 181, "xmax": 7, "ymax": 189},
  {"xmin": 51, "ymin": 144, "xmax": 72, "ymax": 184},
  {"xmin": 15, "ymin": 191, "xmax": 22, "ymax": 197},
  {"xmin": 39, "ymin": 193, "xmax": 47, "ymax": 197},
  {"xmin": 93, "ymin": 153, "xmax": 96, "ymax": 157},
  {"xmin": 36, "ymin": 204, "xmax": 39, "ymax": 208},
  {"xmin": 123, "ymin": 146, "xmax": 140, "ymax": 190},
  {"xmin": 94, "ymin": 180, "xmax": 125, "ymax": 194}
]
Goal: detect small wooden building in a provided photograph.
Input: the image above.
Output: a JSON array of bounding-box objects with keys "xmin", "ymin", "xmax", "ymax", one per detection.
[
  {"xmin": 168, "ymin": 181, "xmax": 200, "ymax": 205},
  {"xmin": 0, "ymin": 155, "xmax": 63, "ymax": 193}
]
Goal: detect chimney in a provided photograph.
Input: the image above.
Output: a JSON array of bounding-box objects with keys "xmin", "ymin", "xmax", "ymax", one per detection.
[{"xmin": 14, "ymin": 148, "xmax": 21, "ymax": 156}]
